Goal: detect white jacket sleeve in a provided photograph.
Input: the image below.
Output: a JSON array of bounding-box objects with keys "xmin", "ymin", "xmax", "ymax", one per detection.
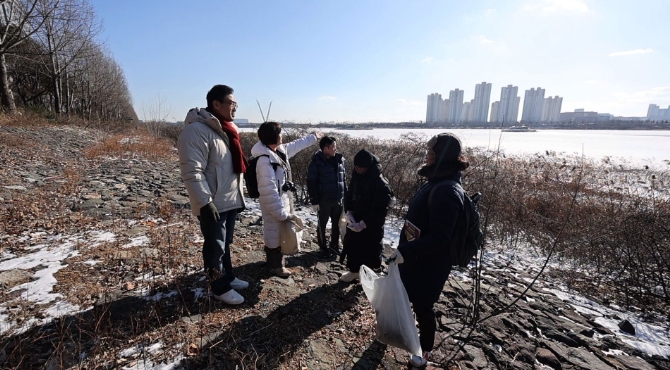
[
  {"xmin": 257, "ymin": 156, "xmax": 288, "ymax": 221},
  {"xmin": 283, "ymin": 134, "xmax": 317, "ymax": 159},
  {"xmin": 177, "ymin": 126, "xmax": 212, "ymax": 211}
]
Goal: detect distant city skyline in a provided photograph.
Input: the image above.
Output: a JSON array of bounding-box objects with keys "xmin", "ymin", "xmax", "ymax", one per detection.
[{"xmin": 426, "ymin": 81, "xmax": 668, "ymax": 124}]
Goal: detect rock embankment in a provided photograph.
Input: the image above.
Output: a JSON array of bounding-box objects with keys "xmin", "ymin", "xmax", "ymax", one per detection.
[{"xmin": 1, "ymin": 124, "xmax": 668, "ymax": 369}]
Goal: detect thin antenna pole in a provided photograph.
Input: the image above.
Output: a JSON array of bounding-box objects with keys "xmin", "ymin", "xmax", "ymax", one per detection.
[
  {"xmin": 266, "ymin": 101, "xmax": 273, "ymax": 122},
  {"xmin": 256, "ymin": 100, "xmax": 267, "ymax": 122}
]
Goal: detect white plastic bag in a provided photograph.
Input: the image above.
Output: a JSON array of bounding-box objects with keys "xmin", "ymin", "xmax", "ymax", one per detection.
[
  {"xmin": 280, "ymin": 216, "xmax": 304, "ymax": 255},
  {"xmin": 360, "ymin": 263, "xmax": 422, "ymax": 356}
]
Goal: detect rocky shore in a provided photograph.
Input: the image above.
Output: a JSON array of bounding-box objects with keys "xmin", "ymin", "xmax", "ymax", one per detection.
[{"xmin": 1, "ymin": 124, "xmax": 668, "ymax": 369}]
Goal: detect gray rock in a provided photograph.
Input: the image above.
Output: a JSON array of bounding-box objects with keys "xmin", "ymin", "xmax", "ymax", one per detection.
[
  {"xmin": 618, "ymin": 319, "xmax": 636, "ymax": 335},
  {"xmin": 0, "ymin": 269, "xmax": 32, "ymax": 288},
  {"xmin": 536, "ymin": 348, "xmax": 561, "ymax": 369}
]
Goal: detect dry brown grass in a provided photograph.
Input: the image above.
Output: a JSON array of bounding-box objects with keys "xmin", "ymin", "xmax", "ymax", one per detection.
[
  {"xmin": 0, "ymin": 131, "xmax": 36, "ymax": 149},
  {"xmin": 84, "ymin": 130, "xmax": 175, "ymax": 161}
]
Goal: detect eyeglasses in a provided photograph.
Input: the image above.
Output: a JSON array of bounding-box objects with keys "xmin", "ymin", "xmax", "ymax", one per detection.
[{"xmin": 222, "ymin": 100, "xmax": 238, "ymax": 108}]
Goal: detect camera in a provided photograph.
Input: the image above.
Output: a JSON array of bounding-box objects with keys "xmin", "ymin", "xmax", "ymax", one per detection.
[{"xmin": 282, "ymin": 181, "xmax": 297, "ymax": 193}]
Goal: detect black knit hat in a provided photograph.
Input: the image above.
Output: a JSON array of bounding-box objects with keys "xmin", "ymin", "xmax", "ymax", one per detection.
[
  {"xmin": 427, "ymin": 133, "xmax": 462, "ymax": 163},
  {"xmin": 353, "ymin": 149, "xmax": 375, "ymax": 168}
]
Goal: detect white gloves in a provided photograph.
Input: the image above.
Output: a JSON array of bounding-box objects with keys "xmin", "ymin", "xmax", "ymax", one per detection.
[
  {"xmin": 390, "ymin": 249, "xmax": 404, "ymax": 264},
  {"xmin": 345, "ymin": 211, "xmax": 356, "ymax": 226},
  {"xmin": 311, "ymin": 204, "xmax": 320, "ymax": 212},
  {"xmin": 347, "ymin": 220, "xmax": 367, "ymax": 232}
]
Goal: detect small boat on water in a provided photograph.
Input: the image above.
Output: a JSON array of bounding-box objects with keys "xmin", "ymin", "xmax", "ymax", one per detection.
[{"xmin": 502, "ymin": 125, "xmax": 537, "ymax": 132}]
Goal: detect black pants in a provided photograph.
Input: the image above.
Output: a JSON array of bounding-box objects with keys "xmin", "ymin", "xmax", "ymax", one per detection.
[
  {"xmin": 413, "ymin": 302, "xmax": 437, "ymax": 352},
  {"xmin": 316, "ymin": 200, "xmax": 342, "ymax": 252},
  {"xmin": 198, "ymin": 209, "xmax": 237, "ymax": 295},
  {"xmin": 344, "ymin": 228, "xmax": 383, "ymax": 272}
]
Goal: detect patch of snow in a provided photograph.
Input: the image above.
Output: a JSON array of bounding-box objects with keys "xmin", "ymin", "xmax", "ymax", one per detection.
[
  {"xmin": 120, "ymin": 346, "xmax": 138, "ymax": 358},
  {"xmin": 602, "ymin": 349, "xmax": 627, "ymax": 356},
  {"xmin": 144, "ymin": 290, "xmax": 178, "ymax": 302},
  {"xmin": 135, "ymin": 273, "xmax": 164, "ymax": 281},
  {"xmin": 44, "ymin": 300, "xmax": 81, "ymax": 317},
  {"xmin": 89, "ymin": 231, "xmax": 117, "ymax": 243},
  {"xmin": 4, "ymin": 185, "xmax": 27, "ymax": 191},
  {"xmin": 0, "ymin": 251, "xmax": 17, "ymax": 261},
  {"xmin": 82, "ymin": 260, "xmax": 102, "ymax": 266},
  {"xmin": 192, "ymin": 288, "xmax": 206, "ymax": 300},
  {"xmin": 122, "ymin": 235, "xmax": 150, "ymax": 249},
  {"xmin": 25, "ymin": 243, "xmax": 48, "ymax": 250},
  {"xmin": 546, "ymin": 288, "xmax": 670, "ymax": 359}
]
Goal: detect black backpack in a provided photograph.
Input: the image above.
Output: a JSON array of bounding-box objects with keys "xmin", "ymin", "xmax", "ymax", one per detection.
[
  {"xmin": 245, "ymin": 155, "xmax": 278, "ymax": 199},
  {"xmin": 429, "ymin": 180, "xmax": 483, "ymax": 267}
]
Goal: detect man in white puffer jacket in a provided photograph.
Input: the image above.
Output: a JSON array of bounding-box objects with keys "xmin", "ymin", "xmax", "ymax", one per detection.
[
  {"xmin": 251, "ymin": 122, "xmax": 321, "ymax": 277},
  {"xmin": 177, "ymin": 84, "xmax": 249, "ymax": 305}
]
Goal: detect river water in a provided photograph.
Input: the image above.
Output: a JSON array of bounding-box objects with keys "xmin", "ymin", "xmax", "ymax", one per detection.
[{"xmin": 239, "ymin": 128, "xmax": 670, "ymax": 169}]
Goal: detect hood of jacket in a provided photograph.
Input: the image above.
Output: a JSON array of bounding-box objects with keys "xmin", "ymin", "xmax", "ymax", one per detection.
[
  {"xmin": 417, "ymin": 161, "xmax": 460, "ymax": 182},
  {"xmin": 251, "ymin": 141, "xmax": 285, "ymax": 166},
  {"xmin": 184, "ymin": 107, "xmax": 239, "ymax": 143}
]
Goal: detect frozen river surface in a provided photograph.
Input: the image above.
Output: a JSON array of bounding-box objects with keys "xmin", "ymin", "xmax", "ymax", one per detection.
[{"xmin": 240, "ymin": 128, "xmax": 670, "ymax": 168}]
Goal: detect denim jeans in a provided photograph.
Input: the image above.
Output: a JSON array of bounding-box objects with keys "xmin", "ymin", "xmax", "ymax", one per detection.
[{"xmin": 199, "ymin": 209, "xmax": 237, "ymax": 295}]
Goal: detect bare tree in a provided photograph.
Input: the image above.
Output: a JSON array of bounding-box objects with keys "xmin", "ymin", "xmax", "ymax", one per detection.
[
  {"xmin": 32, "ymin": 0, "xmax": 100, "ymax": 115},
  {"xmin": 0, "ymin": 0, "xmax": 59, "ymax": 113}
]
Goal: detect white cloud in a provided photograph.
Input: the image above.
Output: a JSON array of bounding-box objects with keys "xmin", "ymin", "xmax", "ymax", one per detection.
[
  {"xmin": 608, "ymin": 48, "xmax": 654, "ymax": 57},
  {"xmin": 484, "ymin": 8, "xmax": 496, "ymax": 16},
  {"xmin": 584, "ymin": 79, "xmax": 598, "ymax": 84},
  {"xmin": 478, "ymin": 35, "xmax": 493, "ymax": 45},
  {"xmin": 317, "ymin": 95, "xmax": 337, "ymax": 101},
  {"xmin": 523, "ymin": 0, "xmax": 589, "ymax": 14},
  {"xmin": 422, "ymin": 56, "xmax": 433, "ymax": 63}
]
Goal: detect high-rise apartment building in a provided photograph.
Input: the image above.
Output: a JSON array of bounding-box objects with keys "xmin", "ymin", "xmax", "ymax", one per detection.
[
  {"xmin": 522, "ymin": 87, "xmax": 546, "ymax": 123},
  {"xmin": 541, "ymin": 96, "xmax": 563, "ymax": 122},
  {"xmin": 448, "ymin": 89, "xmax": 464, "ymax": 123},
  {"xmin": 647, "ymin": 104, "xmax": 670, "ymax": 121},
  {"xmin": 426, "ymin": 93, "xmax": 442, "ymax": 123},
  {"xmin": 491, "ymin": 85, "xmax": 520, "ymax": 123},
  {"xmin": 473, "ymin": 82, "xmax": 492, "ymax": 122},
  {"xmin": 439, "ymin": 99, "xmax": 451, "ymax": 122},
  {"xmin": 490, "ymin": 101, "xmax": 499, "ymax": 123},
  {"xmin": 462, "ymin": 100, "xmax": 474, "ymax": 122}
]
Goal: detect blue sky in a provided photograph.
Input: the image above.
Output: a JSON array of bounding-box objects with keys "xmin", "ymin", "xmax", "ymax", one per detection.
[{"xmin": 90, "ymin": 0, "xmax": 669, "ymax": 123}]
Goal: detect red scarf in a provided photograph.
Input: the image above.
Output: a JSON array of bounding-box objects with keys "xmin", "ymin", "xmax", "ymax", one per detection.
[{"xmin": 208, "ymin": 109, "xmax": 248, "ymax": 174}]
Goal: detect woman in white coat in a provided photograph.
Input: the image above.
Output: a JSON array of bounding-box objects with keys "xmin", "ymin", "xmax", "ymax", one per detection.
[{"xmin": 251, "ymin": 122, "xmax": 322, "ymax": 277}]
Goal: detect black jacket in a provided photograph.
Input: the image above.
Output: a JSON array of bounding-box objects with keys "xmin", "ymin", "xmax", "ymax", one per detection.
[
  {"xmin": 343, "ymin": 163, "xmax": 392, "ymax": 231},
  {"xmin": 398, "ymin": 168, "xmax": 466, "ymax": 305},
  {"xmin": 342, "ymin": 161, "xmax": 393, "ymax": 270},
  {"xmin": 306, "ymin": 151, "xmax": 346, "ymax": 205}
]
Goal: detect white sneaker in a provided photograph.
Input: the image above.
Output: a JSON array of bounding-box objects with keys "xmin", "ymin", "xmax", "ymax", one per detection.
[
  {"xmin": 213, "ymin": 289, "xmax": 244, "ymax": 305},
  {"xmin": 339, "ymin": 272, "xmax": 359, "ymax": 283},
  {"xmin": 230, "ymin": 277, "xmax": 249, "ymax": 290}
]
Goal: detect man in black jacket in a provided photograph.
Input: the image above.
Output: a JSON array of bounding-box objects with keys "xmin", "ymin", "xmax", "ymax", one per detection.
[{"xmin": 306, "ymin": 136, "xmax": 346, "ymax": 257}]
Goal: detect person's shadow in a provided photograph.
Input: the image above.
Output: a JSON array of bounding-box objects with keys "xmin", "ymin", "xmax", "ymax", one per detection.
[
  {"xmin": 179, "ymin": 280, "xmax": 360, "ymax": 369},
  {"xmin": 0, "ymin": 268, "xmax": 264, "ymax": 369},
  {"xmin": 352, "ymin": 339, "xmax": 389, "ymax": 369}
]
